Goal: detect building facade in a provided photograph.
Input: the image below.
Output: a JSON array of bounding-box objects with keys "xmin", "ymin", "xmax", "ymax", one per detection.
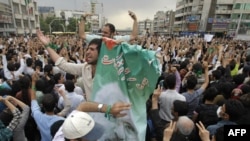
[
  {"xmin": 38, "ymin": 6, "xmax": 55, "ymax": 19},
  {"xmin": 54, "ymin": 10, "xmax": 103, "ymax": 33},
  {"xmin": 174, "ymin": 0, "xmax": 250, "ymax": 37},
  {"xmin": 0, "ymin": 0, "xmax": 14, "ymax": 36},
  {"xmin": 138, "ymin": 19, "xmax": 153, "ymax": 35},
  {"xmin": 0, "ymin": 0, "xmax": 40, "ymax": 36},
  {"xmin": 153, "ymin": 10, "xmax": 175, "ymax": 35}
]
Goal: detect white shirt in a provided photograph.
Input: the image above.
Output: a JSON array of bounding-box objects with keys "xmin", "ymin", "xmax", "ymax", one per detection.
[{"xmin": 2, "ymin": 55, "xmax": 25, "ymax": 81}]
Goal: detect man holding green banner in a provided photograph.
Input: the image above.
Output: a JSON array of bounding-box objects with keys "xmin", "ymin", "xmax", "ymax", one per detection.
[{"xmin": 37, "ymin": 29, "xmax": 160, "ymax": 140}]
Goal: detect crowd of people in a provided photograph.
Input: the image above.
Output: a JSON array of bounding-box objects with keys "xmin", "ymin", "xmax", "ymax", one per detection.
[{"xmin": 0, "ymin": 9, "xmax": 250, "ymax": 141}]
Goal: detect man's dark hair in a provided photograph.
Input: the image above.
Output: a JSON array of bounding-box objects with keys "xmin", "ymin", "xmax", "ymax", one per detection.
[
  {"xmin": 173, "ymin": 100, "xmax": 188, "ymax": 116},
  {"xmin": 7, "ymin": 62, "xmax": 15, "ymax": 71},
  {"xmin": 192, "ymin": 62, "xmax": 203, "ymax": 74},
  {"xmin": 65, "ymin": 73, "xmax": 75, "ymax": 81},
  {"xmin": 104, "ymin": 23, "xmax": 116, "ymax": 34},
  {"xmin": 225, "ymin": 99, "xmax": 245, "ymax": 122},
  {"xmin": 186, "ymin": 75, "xmax": 198, "ymax": 89},
  {"xmin": 44, "ymin": 64, "xmax": 53, "ymax": 73},
  {"xmin": 35, "ymin": 79, "xmax": 45, "ymax": 92},
  {"xmin": 42, "ymin": 94, "xmax": 57, "ymax": 112},
  {"xmin": 64, "ymin": 80, "xmax": 75, "ymax": 92},
  {"xmin": 215, "ymin": 126, "xmax": 224, "ymax": 141},
  {"xmin": 54, "ymin": 73, "xmax": 62, "ymax": 84},
  {"xmin": 164, "ymin": 73, "xmax": 176, "ymax": 89},
  {"xmin": 203, "ymin": 87, "xmax": 218, "ymax": 101},
  {"xmin": 26, "ymin": 58, "xmax": 33, "ymax": 67},
  {"xmin": 212, "ymin": 70, "xmax": 221, "ymax": 80},
  {"xmin": 88, "ymin": 38, "xmax": 102, "ymax": 54}
]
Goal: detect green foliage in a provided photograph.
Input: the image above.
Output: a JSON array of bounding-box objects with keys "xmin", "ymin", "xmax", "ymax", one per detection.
[
  {"xmin": 67, "ymin": 18, "xmax": 78, "ymax": 32},
  {"xmin": 40, "ymin": 16, "xmax": 91, "ymax": 34}
]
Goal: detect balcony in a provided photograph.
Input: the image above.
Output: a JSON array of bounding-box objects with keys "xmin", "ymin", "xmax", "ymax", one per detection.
[
  {"xmin": 215, "ymin": 10, "xmax": 232, "ymax": 14},
  {"xmin": 14, "ymin": 13, "xmax": 22, "ymax": 19},
  {"xmin": 175, "ymin": 13, "xmax": 185, "ymax": 18},
  {"xmin": 174, "ymin": 21, "xmax": 183, "ymax": 25}
]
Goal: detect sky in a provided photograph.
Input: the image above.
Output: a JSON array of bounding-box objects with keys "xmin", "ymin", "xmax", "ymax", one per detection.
[{"xmin": 37, "ymin": 0, "xmax": 177, "ymax": 30}]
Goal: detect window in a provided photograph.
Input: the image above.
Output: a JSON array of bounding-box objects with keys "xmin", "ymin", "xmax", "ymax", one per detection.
[
  {"xmin": 23, "ymin": 20, "xmax": 28, "ymax": 28},
  {"xmin": 245, "ymin": 4, "xmax": 250, "ymax": 10},
  {"xmin": 234, "ymin": 3, "xmax": 241, "ymax": 9},
  {"xmin": 231, "ymin": 14, "xmax": 240, "ymax": 19},
  {"xmin": 21, "ymin": 5, "xmax": 27, "ymax": 15},
  {"xmin": 242, "ymin": 14, "xmax": 250, "ymax": 20},
  {"xmin": 31, "ymin": 21, "xmax": 35, "ymax": 28},
  {"xmin": 13, "ymin": 3, "xmax": 20, "ymax": 14},
  {"xmin": 16, "ymin": 19, "xmax": 22, "ymax": 28}
]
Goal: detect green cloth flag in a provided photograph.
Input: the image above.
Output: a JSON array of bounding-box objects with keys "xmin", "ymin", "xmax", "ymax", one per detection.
[{"xmin": 90, "ymin": 38, "xmax": 160, "ymax": 141}]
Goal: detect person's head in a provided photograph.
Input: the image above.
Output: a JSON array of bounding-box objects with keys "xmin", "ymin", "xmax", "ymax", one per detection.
[
  {"xmin": 64, "ymin": 80, "xmax": 75, "ymax": 93},
  {"xmin": 65, "ymin": 73, "xmax": 76, "ymax": 82},
  {"xmin": 7, "ymin": 62, "xmax": 15, "ymax": 71},
  {"xmin": 203, "ymin": 87, "xmax": 218, "ymax": 102},
  {"xmin": 35, "ymin": 79, "xmax": 45, "ymax": 92},
  {"xmin": 192, "ymin": 62, "xmax": 203, "ymax": 77},
  {"xmin": 44, "ymin": 64, "xmax": 53, "ymax": 75},
  {"xmin": 176, "ymin": 116, "xmax": 195, "ymax": 136},
  {"xmin": 163, "ymin": 73, "xmax": 176, "ymax": 89},
  {"xmin": 172, "ymin": 100, "xmax": 188, "ymax": 119},
  {"xmin": 101, "ymin": 23, "xmax": 116, "ymax": 38},
  {"xmin": 85, "ymin": 38, "xmax": 102, "ymax": 65},
  {"xmin": 26, "ymin": 58, "xmax": 33, "ymax": 67},
  {"xmin": 239, "ymin": 93, "xmax": 250, "ymax": 108},
  {"xmin": 218, "ymin": 82, "xmax": 234, "ymax": 99},
  {"xmin": 239, "ymin": 84, "xmax": 250, "ymax": 95},
  {"xmin": 62, "ymin": 111, "xmax": 104, "ymax": 141},
  {"xmin": 34, "ymin": 59, "xmax": 43, "ymax": 72},
  {"xmin": 219, "ymin": 99, "xmax": 245, "ymax": 122},
  {"xmin": 186, "ymin": 75, "xmax": 198, "ymax": 90},
  {"xmin": 211, "ymin": 70, "xmax": 221, "ymax": 80},
  {"xmin": 19, "ymin": 75, "xmax": 31, "ymax": 89},
  {"xmin": 54, "ymin": 73, "xmax": 64, "ymax": 84},
  {"xmin": 212, "ymin": 126, "xmax": 224, "ymax": 141},
  {"xmin": 41, "ymin": 94, "xmax": 57, "ymax": 112},
  {"xmin": 233, "ymin": 74, "xmax": 245, "ymax": 86}
]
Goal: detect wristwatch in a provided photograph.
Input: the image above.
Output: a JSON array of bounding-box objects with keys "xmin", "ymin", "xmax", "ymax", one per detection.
[{"xmin": 98, "ymin": 104, "xmax": 103, "ymax": 112}]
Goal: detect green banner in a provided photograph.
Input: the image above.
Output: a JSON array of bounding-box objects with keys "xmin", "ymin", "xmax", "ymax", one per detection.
[{"xmin": 90, "ymin": 39, "xmax": 160, "ymax": 141}]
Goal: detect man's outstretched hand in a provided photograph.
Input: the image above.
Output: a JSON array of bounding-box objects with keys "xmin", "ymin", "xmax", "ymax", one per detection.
[{"xmin": 36, "ymin": 29, "xmax": 50, "ymax": 46}]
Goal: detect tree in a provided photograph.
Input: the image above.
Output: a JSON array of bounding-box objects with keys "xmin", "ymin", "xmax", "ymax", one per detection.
[
  {"xmin": 39, "ymin": 17, "xmax": 49, "ymax": 34},
  {"xmin": 67, "ymin": 17, "xmax": 91, "ymax": 33},
  {"xmin": 67, "ymin": 18, "xmax": 78, "ymax": 32},
  {"xmin": 45, "ymin": 17, "xmax": 65, "ymax": 33}
]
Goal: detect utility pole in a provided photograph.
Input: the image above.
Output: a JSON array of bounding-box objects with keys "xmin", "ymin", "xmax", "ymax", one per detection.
[{"xmin": 49, "ymin": 18, "xmax": 63, "ymax": 35}]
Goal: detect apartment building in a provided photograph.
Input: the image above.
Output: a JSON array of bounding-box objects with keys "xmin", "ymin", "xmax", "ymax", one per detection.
[
  {"xmin": 153, "ymin": 10, "xmax": 175, "ymax": 35},
  {"xmin": 138, "ymin": 19, "xmax": 153, "ymax": 35},
  {"xmin": 0, "ymin": 0, "xmax": 40, "ymax": 36},
  {"xmin": 174, "ymin": 0, "xmax": 250, "ymax": 37}
]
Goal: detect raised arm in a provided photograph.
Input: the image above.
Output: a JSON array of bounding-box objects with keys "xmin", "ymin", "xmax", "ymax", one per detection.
[
  {"xmin": 79, "ymin": 14, "xmax": 87, "ymax": 40},
  {"xmin": 0, "ymin": 96, "xmax": 21, "ymax": 131},
  {"xmin": 36, "ymin": 29, "xmax": 83, "ymax": 75},
  {"xmin": 36, "ymin": 29, "xmax": 60, "ymax": 62},
  {"xmin": 128, "ymin": 10, "xmax": 138, "ymax": 41},
  {"xmin": 5, "ymin": 96, "xmax": 30, "ymax": 132},
  {"xmin": 56, "ymin": 89, "xmax": 72, "ymax": 117},
  {"xmin": 200, "ymin": 61, "xmax": 209, "ymax": 90}
]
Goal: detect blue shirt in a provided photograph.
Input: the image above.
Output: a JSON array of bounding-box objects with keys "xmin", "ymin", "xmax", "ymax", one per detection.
[
  {"xmin": 31, "ymin": 100, "xmax": 64, "ymax": 141},
  {"xmin": 207, "ymin": 120, "xmax": 237, "ymax": 135},
  {"xmin": 182, "ymin": 88, "xmax": 204, "ymax": 118}
]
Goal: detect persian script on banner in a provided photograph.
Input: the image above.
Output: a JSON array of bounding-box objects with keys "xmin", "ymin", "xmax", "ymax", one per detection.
[{"xmin": 90, "ymin": 38, "xmax": 160, "ymax": 141}]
